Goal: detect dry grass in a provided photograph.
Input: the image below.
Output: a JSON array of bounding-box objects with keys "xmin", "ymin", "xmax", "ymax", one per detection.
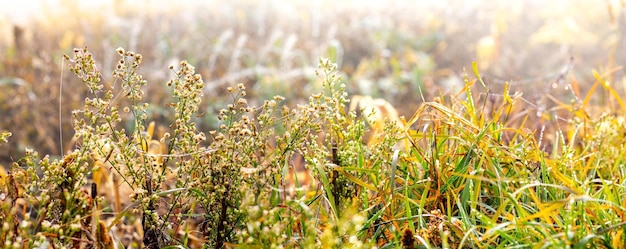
[{"xmin": 1, "ymin": 0, "xmax": 624, "ymax": 164}]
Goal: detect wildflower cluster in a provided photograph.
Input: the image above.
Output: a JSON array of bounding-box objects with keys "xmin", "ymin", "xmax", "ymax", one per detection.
[
  {"xmin": 192, "ymin": 81, "xmax": 289, "ymax": 247},
  {"xmin": 168, "ymin": 60, "xmax": 205, "ymax": 150}
]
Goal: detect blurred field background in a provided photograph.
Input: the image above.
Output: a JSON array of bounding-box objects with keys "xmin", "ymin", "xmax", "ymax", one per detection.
[{"xmin": 1, "ymin": 0, "xmax": 625, "ymax": 164}]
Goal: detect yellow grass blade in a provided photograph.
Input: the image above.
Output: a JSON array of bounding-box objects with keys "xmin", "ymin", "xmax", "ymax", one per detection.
[
  {"xmin": 472, "ymin": 61, "xmax": 487, "ymax": 89},
  {"xmin": 336, "ymin": 168, "xmax": 377, "ymax": 192}
]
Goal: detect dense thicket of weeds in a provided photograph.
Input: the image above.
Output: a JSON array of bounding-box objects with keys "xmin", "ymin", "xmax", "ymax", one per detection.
[
  {"xmin": 2, "ymin": 46, "xmax": 626, "ymax": 248},
  {"xmin": 0, "ymin": 47, "xmax": 389, "ymax": 248}
]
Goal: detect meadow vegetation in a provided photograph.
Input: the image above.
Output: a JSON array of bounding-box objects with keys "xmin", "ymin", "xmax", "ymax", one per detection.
[
  {"xmin": 2, "ymin": 0, "xmax": 626, "ymax": 248},
  {"xmin": 2, "ymin": 46, "xmax": 626, "ymax": 248}
]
